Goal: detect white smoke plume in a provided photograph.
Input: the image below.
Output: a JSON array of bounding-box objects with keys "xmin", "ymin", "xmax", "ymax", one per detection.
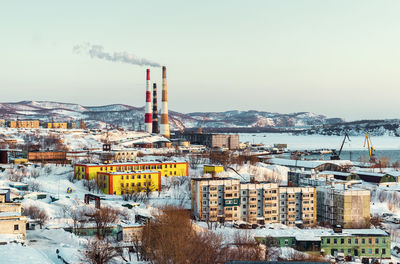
[{"xmin": 73, "ymin": 43, "xmax": 161, "ymax": 67}]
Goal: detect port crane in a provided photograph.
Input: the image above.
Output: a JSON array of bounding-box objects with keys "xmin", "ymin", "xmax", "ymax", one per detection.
[
  {"xmin": 330, "ymin": 133, "xmax": 350, "ymax": 160},
  {"xmin": 364, "ymin": 132, "xmax": 376, "ymax": 163}
]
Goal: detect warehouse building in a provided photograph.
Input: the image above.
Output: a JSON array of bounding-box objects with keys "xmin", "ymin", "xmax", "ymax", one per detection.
[{"xmin": 176, "ymin": 133, "xmax": 239, "ymax": 150}]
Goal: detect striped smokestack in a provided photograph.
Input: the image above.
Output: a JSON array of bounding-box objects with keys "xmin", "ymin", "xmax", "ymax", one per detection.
[
  {"xmin": 144, "ymin": 69, "xmax": 152, "ymax": 133},
  {"xmin": 160, "ymin": 66, "xmax": 170, "ymax": 138},
  {"xmin": 152, "ymin": 83, "xmax": 159, "ymax": 133}
]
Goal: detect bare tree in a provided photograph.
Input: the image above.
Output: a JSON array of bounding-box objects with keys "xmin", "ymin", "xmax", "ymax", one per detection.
[
  {"xmin": 83, "ymin": 238, "xmax": 120, "ymax": 264},
  {"xmin": 7, "ymin": 168, "xmax": 23, "ymax": 182},
  {"xmin": 83, "ymin": 179, "xmax": 98, "ymax": 193},
  {"xmin": 92, "ymin": 206, "xmax": 122, "ymax": 238},
  {"xmin": 230, "ymin": 231, "xmax": 263, "ymax": 261},
  {"xmin": 22, "ymin": 205, "xmax": 49, "ymax": 229},
  {"xmin": 189, "ymin": 154, "xmax": 202, "ymax": 170}
]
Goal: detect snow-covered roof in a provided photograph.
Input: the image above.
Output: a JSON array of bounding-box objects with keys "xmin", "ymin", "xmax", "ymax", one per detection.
[
  {"xmin": 267, "ymin": 158, "xmax": 353, "ymax": 169},
  {"xmin": 0, "ymin": 212, "xmax": 21, "ymax": 217},
  {"xmin": 354, "ymin": 171, "xmax": 387, "ymax": 177},
  {"xmin": 344, "ymin": 229, "xmax": 389, "ymax": 236},
  {"xmin": 254, "ymin": 228, "xmax": 388, "ymax": 240},
  {"xmin": 79, "ymin": 159, "xmax": 188, "ymax": 166},
  {"xmin": 318, "ymin": 171, "xmax": 352, "ymax": 176},
  {"xmin": 100, "ymin": 170, "xmax": 160, "ymax": 175}
]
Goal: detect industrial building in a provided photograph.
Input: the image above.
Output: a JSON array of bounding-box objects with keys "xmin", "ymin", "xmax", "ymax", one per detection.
[
  {"xmin": 74, "ymin": 160, "xmax": 189, "ymax": 180},
  {"xmin": 176, "ymin": 133, "xmax": 239, "ymax": 150},
  {"xmin": 28, "ymin": 151, "xmax": 68, "ymax": 164},
  {"xmin": 97, "ymin": 170, "xmax": 161, "ymax": 195},
  {"xmin": 316, "ymin": 185, "xmax": 370, "ymax": 228},
  {"xmin": 191, "ymin": 177, "xmax": 316, "ymax": 227}
]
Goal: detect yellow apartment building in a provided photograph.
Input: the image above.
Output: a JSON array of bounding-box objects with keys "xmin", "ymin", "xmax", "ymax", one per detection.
[
  {"xmin": 75, "ymin": 160, "xmax": 189, "ymax": 180},
  {"xmin": 97, "ymin": 170, "xmax": 161, "ymax": 195},
  {"xmin": 46, "ymin": 122, "xmax": 68, "ymax": 129},
  {"xmin": 9, "ymin": 120, "xmax": 40, "ymax": 128}
]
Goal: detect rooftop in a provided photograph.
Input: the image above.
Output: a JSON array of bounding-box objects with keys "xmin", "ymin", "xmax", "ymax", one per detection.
[{"xmin": 98, "ymin": 170, "xmax": 160, "ymax": 175}]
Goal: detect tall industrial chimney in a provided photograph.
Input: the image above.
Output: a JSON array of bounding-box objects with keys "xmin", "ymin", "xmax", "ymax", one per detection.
[
  {"xmin": 144, "ymin": 69, "xmax": 152, "ymax": 133},
  {"xmin": 160, "ymin": 66, "xmax": 170, "ymax": 138},
  {"xmin": 152, "ymin": 83, "xmax": 159, "ymax": 134}
]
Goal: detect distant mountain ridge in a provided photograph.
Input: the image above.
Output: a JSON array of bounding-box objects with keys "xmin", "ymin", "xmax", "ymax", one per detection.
[{"xmin": 0, "ymin": 100, "xmax": 348, "ymax": 131}]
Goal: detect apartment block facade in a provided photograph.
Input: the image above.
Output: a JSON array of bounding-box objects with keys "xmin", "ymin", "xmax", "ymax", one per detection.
[
  {"xmin": 191, "ymin": 178, "xmax": 317, "ymax": 227},
  {"xmin": 317, "ymin": 185, "xmax": 370, "ymax": 228},
  {"xmin": 97, "ymin": 170, "xmax": 161, "ymax": 195},
  {"xmin": 75, "ymin": 160, "xmax": 189, "ymax": 180},
  {"xmin": 191, "ymin": 178, "xmax": 241, "ymax": 223}
]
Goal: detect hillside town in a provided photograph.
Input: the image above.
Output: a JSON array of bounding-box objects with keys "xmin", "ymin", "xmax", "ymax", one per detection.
[{"xmin": 0, "ymin": 113, "xmax": 400, "ymax": 263}]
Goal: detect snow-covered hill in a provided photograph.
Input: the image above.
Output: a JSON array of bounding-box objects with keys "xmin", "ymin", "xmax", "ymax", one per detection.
[
  {"xmin": 0, "ymin": 100, "xmax": 344, "ymax": 130},
  {"xmin": 303, "ymin": 119, "xmax": 400, "ymax": 137}
]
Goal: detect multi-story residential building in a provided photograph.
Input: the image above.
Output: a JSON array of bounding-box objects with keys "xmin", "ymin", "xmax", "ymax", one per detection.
[
  {"xmin": 74, "ymin": 160, "xmax": 189, "ymax": 180},
  {"xmin": 191, "ymin": 177, "xmax": 241, "ymax": 222},
  {"xmin": 278, "ymin": 187, "xmax": 316, "ymax": 227},
  {"xmin": 0, "ymin": 189, "xmax": 27, "ymax": 241},
  {"xmin": 8, "ymin": 120, "xmax": 40, "ymax": 129},
  {"xmin": 240, "ymin": 183, "xmax": 279, "ymax": 224},
  {"xmin": 255, "ymin": 228, "xmax": 391, "ymax": 259},
  {"xmin": 45, "ymin": 122, "xmax": 68, "ymax": 129},
  {"xmin": 317, "ymin": 185, "xmax": 370, "ymax": 228},
  {"xmin": 97, "ymin": 170, "xmax": 161, "ymax": 195},
  {"xmin": 191, "ymin": 177, "xmax": 317, "ymax": 227}
]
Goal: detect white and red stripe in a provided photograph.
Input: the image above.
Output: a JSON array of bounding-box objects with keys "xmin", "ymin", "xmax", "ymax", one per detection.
[{"xmin": 144, "ymin": 69, "xmax": 152, "ymax": 133}]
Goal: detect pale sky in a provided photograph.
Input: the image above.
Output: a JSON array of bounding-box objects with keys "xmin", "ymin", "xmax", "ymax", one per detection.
[{"xmin": 1, "ymin": 1, "xmax": 400, "ymax": 121}]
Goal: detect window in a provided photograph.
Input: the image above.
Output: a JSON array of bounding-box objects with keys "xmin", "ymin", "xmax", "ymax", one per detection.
[
  {"xmin": 382, "ymin": 248, "xmax": 386, "ymax": 254},
  {"xmin": 144, "ymin": 175, "xmax": 146, "ymax": 179},
  {"xmin": 327, "ymin": 239, "xmax": 330, "ymax": 244},
  {"xmin": 347, "ymin": 249, "xmax": 351, "ymax": 254},
  {"xmin": 14, "ymin": 225, "xmax": 19, "ymax": 230},
  {"xmin": 375, "ymin": 248, "xmax": 379, "ymax": 254},
  {"xmin": 368, "ymin": 238, "xmax": 372, "ymax": 244},
  {"xmin": 368, "ymin": 248, "xmax": 372, "ymax": 254},
  {"xmin": 121, "ymin": 176, "xmax": 124, "ymax": 180},
  {"xmin": 341, "ymin": 239, "xmax": 344, "ymax": 244},
  {"xmin": 362, "ymin": 238, "xmax": 365, "ymax": 244},
  {"xmin": 131, "ymin": 175, "xmax": 135, "ymax": 180},
  {"xmin": 348, "ymin": 238, "xmax": 351, "ymax": 244},
  {"xmin": 361, "ymin": 249, "xmax": 365, "ymax": 254},
  {"xmin": 375, "ymin": 238, "xmax": 379, "ymax": 244},
  {"xmin": 334, "ymin": 239, "xmax": 337, "ymax": 244},
  {"xmin": 355, "ymin": 238, "xmax": 358, "ymax": 244},
  {"xmin": 131, "ymin": 183, "xmax": 135, "ymax": 187}
]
